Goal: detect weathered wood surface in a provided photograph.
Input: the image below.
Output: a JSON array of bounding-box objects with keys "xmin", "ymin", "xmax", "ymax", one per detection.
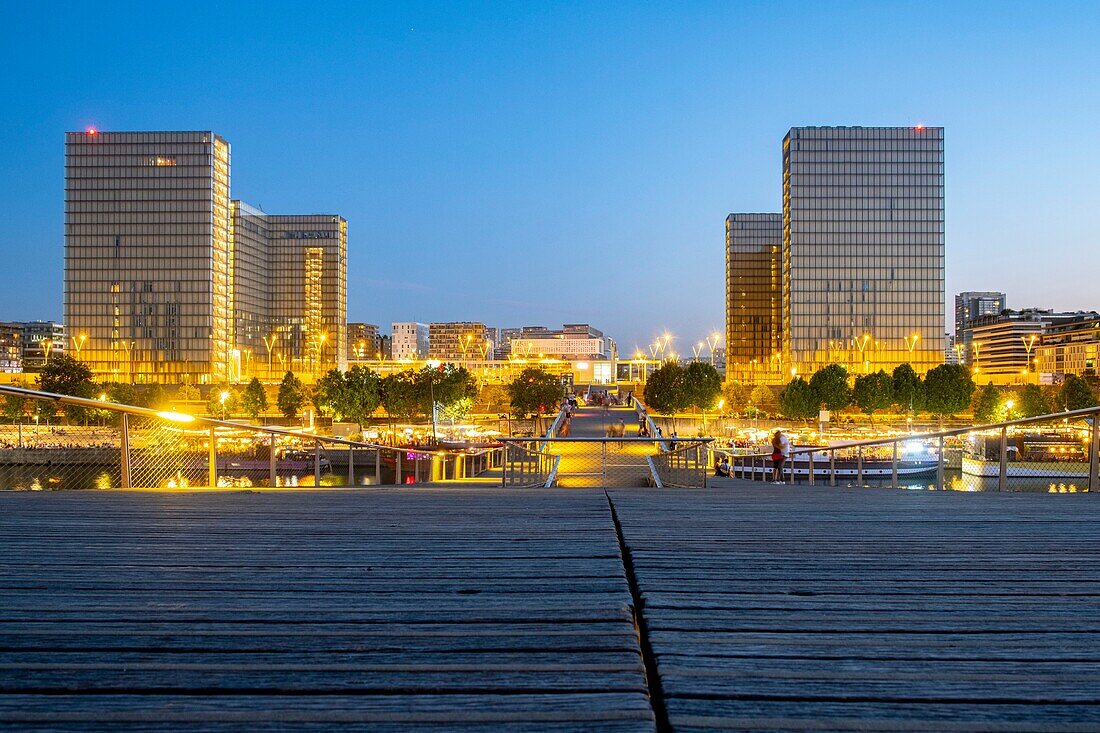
[
  {"xmin": 0, "ymin": 489, "xmax": 654, "ymax": 731},
  {"xmin": 609, "ymin": 486, "xmax": 1100, "ymax": 731}
]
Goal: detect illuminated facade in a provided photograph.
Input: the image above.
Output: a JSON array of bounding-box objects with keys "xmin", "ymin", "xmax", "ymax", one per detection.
[
  {"xmin": 503, "ymin": 324, "xmax": 614, "ymax": 360},
  {"xmin": 231, "ymin": 204, "xmax": 347, "ymax": 379},
  {"xmin": 1037, "ymin": 315, "xmax": 1100, "ymax": 379},
  {"xmin": 392, "ymin": 322, "xmax": 429, "ymax": 360},
  {"xmin": 348, "ymin": 323, "xmax": 381, "ymax": 360},
  {"xmin": 725, "ymin": 214, "xmax": 782, "ymax": 381},
  {"xmin": 65, "ymin": 131, "xmax": 233, "ymax": 384},
  {"xmin": 428, "ymin": 322, "xmax": 495, "ymax": 362},
  {"xmin": 64, "ymin": 130, "xmax": 346, "ymax": 384},
  {"xmin": 954, "ymin": 291, "xmax": 1006, "ymax": 364},
  {"xmin": 782, "ymin": 126, "xmax": 945, "ymax": 375}
]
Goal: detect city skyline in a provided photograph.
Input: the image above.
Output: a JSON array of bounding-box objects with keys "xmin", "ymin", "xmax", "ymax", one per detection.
[{"xmin": 3, "ymin": 3, "xmax": 1100, "ymax": 351}]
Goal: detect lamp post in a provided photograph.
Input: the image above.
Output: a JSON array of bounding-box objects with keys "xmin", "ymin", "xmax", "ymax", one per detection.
[
  {"xmin": 854, "ymin": 333, "xmax": 871, "ymax": 374},
  {"xmin": 904, "ymin": 333, "xmax": 920, "ymax": 366},
  {"xmin": 1021, "ymin": 334, "xmax": 1037, "ymax": 381},
  {"xmin": 972, "ymin": 341, "xmax": 983, "ymax": 376},
  {"xmin": 263, "ymin": 333, "xmax": 279, "ymax": 379},
  {"xmin": 71, "ymin": 333, "xmax": 87, "ymax": 358},
  {"xmin": 707, "ymin": 333, "xmax": 721, "ymax": 366},
  {"xmin": 41, "ymin": 338, "xmax": 54, "ymax": 366}
]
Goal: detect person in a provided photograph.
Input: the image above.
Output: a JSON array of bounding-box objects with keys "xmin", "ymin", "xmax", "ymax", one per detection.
[
  {"xmin": 638, "ymin": 423, "xmax": 649, "ymax": 438},
  {"xmin": 715, "ymin": 456, "xmax": 731, "ymax": 477},
  {"xmin": 771, "ymin": 429, "xmax": 791, "ymax": 484},
  {"xmin": 616, "ymin": 418, "xmax": 625, "ymax": 448},
  {"xmin": 669, "ymin": 431, "xmax": 678, "ymax": 450}
]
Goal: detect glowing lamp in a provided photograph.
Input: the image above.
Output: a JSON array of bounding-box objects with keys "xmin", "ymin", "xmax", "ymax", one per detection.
[
  {"xmin": 86, "ymin": 126, "xmax": 98, "ymax": 136},
  {"xmin": 914, "ymin": 124, "xmax": 925, "ymax": 130},
  {"xmin": 157, "ymin": 411, "xmax": 195, "ymax": 424}
]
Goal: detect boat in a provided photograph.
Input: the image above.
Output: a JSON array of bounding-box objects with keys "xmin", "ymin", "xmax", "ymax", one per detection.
[
  {"xmin": 729, "ymin": 440, "xmax": 939, "ymax": 480},
  {"xmin": 961, "ymin": 431, "xmax": 1089, "ymax": 478}
]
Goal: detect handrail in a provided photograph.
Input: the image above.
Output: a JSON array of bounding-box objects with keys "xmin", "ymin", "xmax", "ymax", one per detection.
[
  {"xmin": 632, "ymin": 397, "xmax": 665, "ymax": 449},
  {"xmin": 540, "ymin": 404, "xmax": 569, "ymax": 451},
  {"xmin": 712, "ymin": 405, "xmax": 1100, "ymax": 461},
  {"xmin": 0, "ymin": 384, "xmax": 499, "ymax": 460}
]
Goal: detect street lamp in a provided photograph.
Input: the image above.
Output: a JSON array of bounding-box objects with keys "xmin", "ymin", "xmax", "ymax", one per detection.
[
  {"xmin": 219, "ymin": 390, "xmax": 229, "ymax": 420},
  {"xmin": 904, "ymin": 333, "xmax": 920, "ymax": 359},
  {"xmin": 854, "ymin": 333, "xmax": 871, "ymax": 373},
  {"xmin": 71, "ymin": 333, "xmax": 87, "ymax": 358},
  {"xmin": 263, "ymin": 333, "xmax": 280, "ymax": 378},
  {"xmin": 707, "ymin": 333, "xmax": 721, "ymax": 366},
  {"xmin": 1021, "ymin": 334, "xmax": 1037, "ymax": 380}
]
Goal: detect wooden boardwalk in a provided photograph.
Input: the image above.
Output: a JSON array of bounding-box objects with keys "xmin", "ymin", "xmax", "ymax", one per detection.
[
  {"xmin": 2, "ymin": 486, "xmax": 1099, "ymax": 731},
  {"xmin": 610, "ymin": 486, "xmax": 1100, "ymax": 732},
  {"xmin": 0, "ymin": 489, "xmax": 653, "ymax": 731}
]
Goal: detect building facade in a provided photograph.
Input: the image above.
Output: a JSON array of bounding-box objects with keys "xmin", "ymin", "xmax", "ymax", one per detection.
[
  {"xmin": 954, "ymin": 291, "xmax": 1006, "ymax": 364},
  {"xmin": 0, "ymin": 323, "xmax": 21, "ymax": 373},
  {"xmin": 64, "ymin": 130, "xmax": 233, "ymax": 384},
  {"xmin": 348, "ymin": 323, "xmax": 381, "ymax": 360},
  {"xmin": 20, "ymin": 322, "xmax": 65, "ymax": 372},
  {"xmin": 391, "ymin": 322, "xmax": 428, "ymax": 360},
  {"xmin": 725, "ymin": 213, "xmax": 782, "ymax": 382},
  {"xmin": 428, "ymin": 322, "xmax": 495, "ymax": 362},
  {"xmin": 503, "ymin": 324, "xmax": 615, "ymax": 360},
  {"xmin": 965, "ymin": 310, "xmax": 1091, "ymax": 383},
  {"xmin": 64, "ymin": 130, "xmax": 346, "ymax": 384},
  {"xmin": 1036, "ymin": 315, "xmax": 1100, "ymax": 379},
  {"xmin": 782, "ymin": 126, "xmax": 945, "ymax": 376}
]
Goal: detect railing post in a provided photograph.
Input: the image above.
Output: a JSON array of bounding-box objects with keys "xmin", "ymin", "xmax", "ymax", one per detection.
[
  {"xmin": 414, "ymin": 453, "xmax": 420, "ymax": 484},
  {"xmin": 601, "ymin": 440, "xmax": 607, "ymax": 485},
  {"xmin": 808, "ymin": 451, "xmax": 815, "ymax": 486},
  {"xmin": 1091, "ymin": 410, "xmax": 1099, "ymax": 493},
  {"xmin": 120, "ymin": 413, "xmax": 132, "ymax": 489},
  {"xmin": 829, "ymin": 450, "xmax": 836, "ymax": 487},
  {"xmin": 208, "ymin": 425, "xmax": 217, "ymax": 487},
  {"xmin": 395, "ymin": 450, "xmax": 402, "ymax": 485},
  {"xmin": 314, "ymin": 440, "xmax": 321, "ymax": 487},
  {"xmin": 857, "ymin": 446, "xmax": 863, "ymax": 487},
  {"xmin": 269, "ymin": 438, "xmax": 277, "ymax": 487},
  {"xmin": 937, "ymin": 435, "xmax": 945, "ymax": 491},
  {"xmin": 348, "ymin": 446, "xmax": 354, "ymax": 487},
  {"xmin": 998, "ymin": 426, "xmax": 1008, "ymax": 493},
  {"xmin": 375, "ymin": 447, "xmax": 381, "ymax": 485},
  {"xmin": 891, "ymin": 441, "xmax": 899, "ymax": 489}
]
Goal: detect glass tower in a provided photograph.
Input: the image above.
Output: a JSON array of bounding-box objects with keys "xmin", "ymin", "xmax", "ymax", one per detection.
[
  {"xmin": 783, "ymin": 126, "xmax": 945, "ymax": 375},
  {"xmin": 725, "ymin": 213, "xmax": 782, "ymax": 382},
  {"xmin": 64, "ymin": 131, "xmax": 233, "ymax": 384}
]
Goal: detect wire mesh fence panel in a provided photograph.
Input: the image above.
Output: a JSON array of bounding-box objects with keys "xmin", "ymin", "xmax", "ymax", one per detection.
[
  {"xmin": 127, "ymin": 414, "xmax": 210, "ymax": 489},
  {"xmin": 542, "ymin": 438, "xmax": 662, "ymax": 488},
  {"xmin": 0, "ymin": 399, "xmax": 123, "ymax": 490},
  {"xmin": 501, "ymin": 441, "xmax": 554, "ymax": 487},
  {"xmin": 654, "ymin": 441, "xmax": 710, "ymax": 488},
  {"xmin": 951, "ymin": 414, "xmax": 1095, "ymax": 494}
]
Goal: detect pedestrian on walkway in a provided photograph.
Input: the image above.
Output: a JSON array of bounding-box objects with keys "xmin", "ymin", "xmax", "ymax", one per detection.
[
  {"xmin": 771, "ymin": 429, "xmax": 791, "ymax": 484},
  {"xmin": 616, "ymin": 418, "xmax": 625, "ymax": 448}
]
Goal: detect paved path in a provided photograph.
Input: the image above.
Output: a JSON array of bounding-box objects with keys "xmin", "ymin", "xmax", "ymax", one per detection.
[
  {"xmin": 2, "ymin": 486, "xmax": 1099, "ymax": 731},
  {"xmin": 550, "ymin": 406, "xmax": 656, "ymax": 488}
]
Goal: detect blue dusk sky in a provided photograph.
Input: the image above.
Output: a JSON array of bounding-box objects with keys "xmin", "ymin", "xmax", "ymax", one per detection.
[{"xmin": 1, "ymin": 1, "xmax": 1098, "ymax": 352}]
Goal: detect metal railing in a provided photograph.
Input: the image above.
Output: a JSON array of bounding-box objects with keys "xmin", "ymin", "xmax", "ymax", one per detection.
[
  {"xmin": 0, "ymin": 385, "xmax": 502, "ymax": 489},
  {"xmin": 709, "ymin": 406, "xmax": 1100, "ymax": 493},
  {"xmin": 652, "ymin": 439, "xmax": 712, "ymax": 488},
  {"xmin": 499, "ymin": 439, "xmax": 559, "ymax": 488}
]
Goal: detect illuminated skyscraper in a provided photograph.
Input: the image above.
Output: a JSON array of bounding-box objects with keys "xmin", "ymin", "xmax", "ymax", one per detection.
[
  {"xmin": 65, "ymin": 130, "xmax": 346, "ymax": 384},
  {"xmin": 64, "ymin": 131, "xmax": 233, "ymax": 384},
  {"xmin": 782, "ymin": 126, "xmax": 945, "ymax": 375},
  {"xmin": 725, "ymin": 214, "xmax": 782, "ymax": 381}
]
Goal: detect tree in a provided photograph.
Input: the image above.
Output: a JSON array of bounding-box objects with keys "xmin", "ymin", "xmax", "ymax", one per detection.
[
  {"xmin": 684, "ymin": 361, "xmax": 722, "ymax": 410},
  {"xmin": 748, "ymin": 385, "xmax": 778, "ymax": 417},
  {"xmin": 1059, "ymin": 374, "xmax": 1098, "ymax": 411},
  {"xmin": 892, "ymin": 363, "xmax": 924, "ymax": 414},
  {"xmin": 973, "ymin": 384, "xmax": 1002, "ymax": 423},
  {"xmin": 104, "ymin": 382, "xmax": 137, "ymax": 406},
  {"xmin": 778, "ymin": 377, "xmax": 817, "ymax": 420},
  {"xmin": 809, "ymin": 364, "xmax": 851, "ymax": 411},
  {"xmin": 380, "ymin": 370, "xmax": 427, "ymax": 441},
  {"xmin": 342, "ymin": 365, "xmax": 382, "ymax": 429},
  {"xmin": 37, "ymin": 354, "xmax": 95, "ymax": 421},
  {"xmin": 506, "ymin": 367, "xmax": 564, "ymax": 433},
  {"xmin": 241, "ymin": 377, "xmax": 269, "ymax": 420},
  {"xmin": 642, "ymin": 362, "xmax": 689, "ymax": 416},
  {"xmin": 1017, "ymin": 384, "xmax": 1051, "ymax": 418},
  {"xmin": 923, "ymin": 364, "xmax": 975, "ymax": 420},
  {"xmin": 137, "ymin": 384, "xmax": 168, "ymax": 410},
  {"xmin": 2, "ymin": 394, "xmax": 26, "ymax": 423},
  {"xmin": 207, "ymin": 386, "xmax": 239, "ymax": 419},
  {"xmin": 852, "ymin": 370, "xmax": 893, "ymax": 425},
  {"xmin": 176, "ymin": 384, "xmax": 201, "ymax": 402},
  {"xmin": 313, "ymin": 369, "xmax": 345, "ymax": 418},
  {"xmin": 722, "ymin": 380, "xmax": 748, "ymax": 415},
  {"xmin": 277, "ymin": 371, "xmax": 306, "ymax": 420},
  {"xmin": 439, "ymin": 396, "xmax": 474, "ymax": 423}
]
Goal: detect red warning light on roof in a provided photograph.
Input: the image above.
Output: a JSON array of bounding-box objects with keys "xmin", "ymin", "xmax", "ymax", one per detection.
[
  {"xmin": 86, "ymin": 126, "xmax": 98, "ymax": 136},
  {"xmin": 914, "ymin": 124, "xmax": 925, "ymax": 131}
]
